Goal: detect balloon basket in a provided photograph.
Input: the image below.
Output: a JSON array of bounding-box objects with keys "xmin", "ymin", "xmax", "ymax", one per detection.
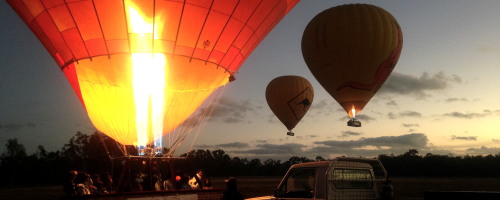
[
  {"xmin": 287, "ymin": 131, "xmax": 295, "ymax": 136},
  {"xmin": 347, "ymin": 119, "xmax": 362, "ymax": 127},
  {"xmin": 96, "ymin": 133, "xmax": 202, "ymax": 194}
]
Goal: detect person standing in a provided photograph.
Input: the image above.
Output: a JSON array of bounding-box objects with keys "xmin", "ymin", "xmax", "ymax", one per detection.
[
  {"xmin": 189, "ymin": 170, "xmax": 210, "ymax": 189},
  {"xmin": 222, "ymin": 177, "xmax": 243, "ymax": 200},
  {"xmin": 63, "ymin": 170, "xmax": 78, "ymax": 198}
]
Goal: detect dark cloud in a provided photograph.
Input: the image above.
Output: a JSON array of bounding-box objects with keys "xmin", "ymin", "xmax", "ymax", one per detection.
[
  {"xmin": 0, "ymin": 122, "xmax": 36, "ymax": 131},
  {"xmin": 234, "ymin": 143, "xmax": 307, "ymax": 155},
  {"xmin": 339, "ymin": 131, "xmax": 362, "ymax": 138},
  {"xmin": 443, "ymin": 111, "xmax": 491, "ymax": 119},
  {"xmin": 400, "ymin": 111, "xmax": 422, "ymax": 118},
  {"xmin": 194, "ymin": 144, "xmax": 214, "ymax": 149},
  {"xmin": 190, "ymin": 97, "xmax": 260, "ymax": 124},
  {"xmin": 380, "ymin": 72, "xmax": 461, "ymax": 99},
  {"xmin": 309, "ymin": 99, "xmax": 339, "ymax": 117},
  {"xmin": 213, "ymin": 133, "xmax": 461, "ymax": 161},
  {"xmin": 445, "ymin": 97, "xmax": 469, "ymax": 102},
  {"xmin": 402, "ymin": 123, "xmax": 419, "ymax": 128},
  {"xmin": 291, "ymin": 133, "xmax": 430, "ymax": 158},
  {"xmin": 388, "ymin": 111, "xmax": 422, "ymax": 119},
  {"xmin": 216, "ymin": 142, "xmax": 249, "ymax": 148},
  {"xmin": 315, "ymin": 133, "xmax": 428, "ymax": 149},
  {"xmin": 296, "ymin": 135, "xmax": 319, "ymax": 140},
  {"xmin": 466, "ymin": 146, "xmax": 500, "ymax": 154},
  {"xmin": 386, "ymin": 100, "xmax": 398, "ymax": 106},
  {"xmin": 451, "ymin": 135, "xmax": 477, "ymax": 141},
  {"xmin": 306, "ymin": 133, "xmax": 429, "ymax": 157}
]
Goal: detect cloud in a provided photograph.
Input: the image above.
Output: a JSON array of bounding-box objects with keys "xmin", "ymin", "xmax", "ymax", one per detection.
[
  {"xmin": 296, "ymin": 135, "xmax": 319, "ymax": 140},
  {"xmin": 316, "ymin": 133, "xmax": 428, "ymax": 148},
  {"xmin": 402, "ymin": 123, "xmax": 419, "ymax": 128},
  {"xmin": 451, "ymin": 135, "xmax": 477, "ymax": 141},
  {"xmin": 194, "ymin": 144, "xmax": 214, "ymax": 149},
  {"xmin": 339, "ymin": 131, "xmax": 362, "ymax": 138},
  {"xmin": 216, "ymin": 142, "xmax": 250, "ymax": 148},
  {"xmin": 442, "ymin": 110, "xmax": 491, "ymax": 119},
  {"xmin": 234, "ymin": 143, "xmax": 307, "ymax": 156},
  {"xmin": 380, "ymin": 72, "xmax": 461, "ymax": 99},
  {"xmin": 445, "ymin": 97, "xmax": 469, "ymax": 102},
  {"xmin": 309, "ymin": 99, "xmax": 339, "ymax": 117},
  {"xmin": 400, "ymin": 111, "xmax": 422, "ymax": 117},
  {"xmin": 386, "ymin": 100, "xmax": 398, "ymax": 106},
  {"xmin": 307, "ymin": 133, "xmax": 429, "ymax": 158},
  {"xmin": 388, "ymin": 111, "xmax": 422, "ymax": 119},
  {"xmin": 195, "ymin": 97, "xmax": 260, "ymax": 124},
  {"xmin": 0, "ymin": 122, "xmax": 36, "ymax": 132},
  {"xmin": 466, "ymin": 146, "xmax": 500, "ymax": 154}
]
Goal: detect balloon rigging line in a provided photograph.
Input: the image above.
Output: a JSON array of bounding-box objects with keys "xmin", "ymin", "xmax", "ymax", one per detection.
[
  {"xmin": 97, "ymin": 131, "xmax": 113, "ymax": 159},
  {"xmin": 166, "ymin": 86, "xmax": 227, "ymax": 156},
  {"xmin": 189, "ymin": 85, "xmax": 227, "ymax": 151},
  {"xmin": 165, "ymin": 64, "xmax": 213, "ymax": 153}
]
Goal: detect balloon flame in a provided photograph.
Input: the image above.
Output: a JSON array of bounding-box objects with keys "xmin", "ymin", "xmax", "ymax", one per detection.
[
  {"xmin": 350, "ymin": 107, "xmax": 356, "ymax": 119},
  {"xmin": 128, "ymin": 2, "xmax": 165, "ymax": 154},
  {"xmin": 132, "ymin": 53, "xmax": 166, "ymax": 153}
]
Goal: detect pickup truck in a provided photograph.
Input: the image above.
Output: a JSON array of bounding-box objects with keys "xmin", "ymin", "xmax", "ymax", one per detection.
[{"xmin": 247, "ymin": 157, "xmax": 389, "ymax": 200}]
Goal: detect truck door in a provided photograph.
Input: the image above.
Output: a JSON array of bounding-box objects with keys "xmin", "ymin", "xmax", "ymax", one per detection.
[{"xmin": 274, "ymin": 168, "xmax": 316, "ymax": 200}]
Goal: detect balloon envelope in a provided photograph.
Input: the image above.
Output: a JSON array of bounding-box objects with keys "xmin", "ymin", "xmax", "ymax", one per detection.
[
  {"xmin": 266, "ymin": 75, "xmax": 313, "ymax": 131},
  {"xmin": 8, "ymin": 0, "xmax": 299, "ymax": 146},
  {"xmin": 301, "ymin": 4, "xmax": 402, "ymax": 119}
]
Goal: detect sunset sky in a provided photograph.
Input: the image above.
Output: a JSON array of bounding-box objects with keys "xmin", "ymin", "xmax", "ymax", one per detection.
[{"xmin": 1, "ymin": 0, "xmax": 500, "ymax": 161}]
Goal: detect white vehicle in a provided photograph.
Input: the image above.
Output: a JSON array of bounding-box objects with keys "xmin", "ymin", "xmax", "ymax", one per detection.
[{"xmin": 247, "ymin": 157, "xmax": 388, "ymax": 200}]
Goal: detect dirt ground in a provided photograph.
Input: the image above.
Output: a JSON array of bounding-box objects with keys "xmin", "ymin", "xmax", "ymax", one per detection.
[{"xmin": 2, "ymin": 177, "xmax": 500, "ymax": 200}]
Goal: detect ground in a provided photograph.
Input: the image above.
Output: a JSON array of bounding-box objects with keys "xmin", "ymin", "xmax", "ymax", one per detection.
[{"xmin": 2, "ymin": 177, "xmax": 500, "ymax": 199}]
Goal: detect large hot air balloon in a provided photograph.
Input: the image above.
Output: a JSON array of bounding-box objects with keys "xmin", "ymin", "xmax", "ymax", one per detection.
[
  {"xmin": 301, "ymin": 4, "xmax": 403, "ymax": 127},
  {"xmin": 266, "ymin": 75, "xmax": 313, "ymax": 136},
  {"xmin": 7, "ymin": 0, "xmax": 299, "ymax": 154}
]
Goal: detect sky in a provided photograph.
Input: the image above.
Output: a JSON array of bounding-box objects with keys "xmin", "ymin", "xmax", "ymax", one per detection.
[{"xmin": 1, "ymin": 0, "xmax": 500, "ymax": 161}]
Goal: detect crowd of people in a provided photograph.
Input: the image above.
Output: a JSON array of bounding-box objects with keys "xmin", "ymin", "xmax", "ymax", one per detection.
[
  {"xmin": 62, "ymin": 170, "xmax": 113, "ymax": 197},
  {"xmin": 62, "ymin": 169, "xmax": 215, "ymax": 197},
  {"xmin": 133, "ymin": 169, "xmax": 212, "ymax": 191},
  {"xmin": 62, "ymin": 169, "xmax": 244, "ymax": 200}
]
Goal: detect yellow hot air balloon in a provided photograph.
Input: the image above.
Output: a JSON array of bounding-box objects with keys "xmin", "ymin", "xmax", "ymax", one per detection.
[
  {"xmin": 301, "ymin": 4, "xmax": 403, "ymax": 127},
  {"xmin": 266, "ymin": 75, "xmax": 314, "ymax": 136}
]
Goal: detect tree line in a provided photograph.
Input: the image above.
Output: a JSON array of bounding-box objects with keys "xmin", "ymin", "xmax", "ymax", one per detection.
[{"xmin": 2, "ymin": 131, "xmax": 500, "ymax": 188}]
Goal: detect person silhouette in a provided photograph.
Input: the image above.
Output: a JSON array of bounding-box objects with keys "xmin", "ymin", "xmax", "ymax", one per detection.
[{"xmin": 222, "ymin": 177, "xmax": 243, "ymax": 200}]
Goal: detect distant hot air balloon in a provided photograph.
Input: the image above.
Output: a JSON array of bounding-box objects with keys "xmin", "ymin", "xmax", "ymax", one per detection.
[
  {"xmin": 266, "ymin": 75, "xmax": 313, "ymax": 136},
  {"xmin": 301, "ymin": 4, "xmax": 403, "ymax": 127},
  {"xmin": 8, "ymin": 0, "xmax": 299, "ymax": 154}
]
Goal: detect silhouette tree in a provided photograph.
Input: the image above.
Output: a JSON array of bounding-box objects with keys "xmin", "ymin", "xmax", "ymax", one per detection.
[{"xmin": 0, "ymin": 139, "xmax": 27, "ymax": 186}]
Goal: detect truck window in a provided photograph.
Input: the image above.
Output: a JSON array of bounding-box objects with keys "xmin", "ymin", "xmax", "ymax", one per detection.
[
  {"xmin": 330, "ymin": 168, "xmax": 374, "ymax": 189},
  {"xmin": 276, "ymin": 168, "xmax": 315, "ymax": 198}
]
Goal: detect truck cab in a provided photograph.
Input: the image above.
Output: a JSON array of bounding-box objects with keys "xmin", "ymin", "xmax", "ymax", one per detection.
[{"xmin": 247, "ymin": 157, "xmax": 387, "ymax": 200}]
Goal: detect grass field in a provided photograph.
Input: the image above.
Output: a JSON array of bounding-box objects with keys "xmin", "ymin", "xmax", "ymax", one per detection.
[{"xmin": 2, "ymin": 177, "xmax": 500, "ymax": 199}]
